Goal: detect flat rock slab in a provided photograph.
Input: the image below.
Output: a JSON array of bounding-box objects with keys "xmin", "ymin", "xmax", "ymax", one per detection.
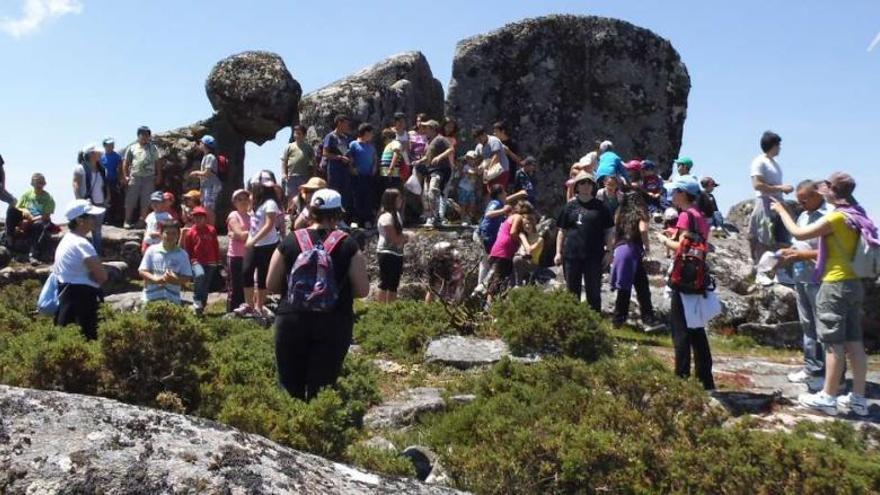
[
  {"xmin": 105, "ymin": 291, "xmax": 228, "ymax": 312},
  {"xmin": 425, "ymin": 337, "xmax": 510, "ymax": 369},
  {"xmin": 364, "ymin": 387, "xmax": 446, "ymax": 429},
  {"xmin": 0, "ymin": 385, "xmax": 465, "ymax": 494}
]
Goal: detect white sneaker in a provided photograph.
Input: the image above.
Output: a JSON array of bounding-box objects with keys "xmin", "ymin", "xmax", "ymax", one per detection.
[
  {"xmin": 837, "ymin": 393, "xmax": 869, "ymax": 417},
  {"xmin": 424, "ymin": 219, "xmax": 435, "ymax": 228},
  {"xmin": 787, "ymin": 369, "xmax": 810, "ymax": 383},
  {"xmin": 798, "ymin": 391, "xmax": 838, "ymax": 415}
]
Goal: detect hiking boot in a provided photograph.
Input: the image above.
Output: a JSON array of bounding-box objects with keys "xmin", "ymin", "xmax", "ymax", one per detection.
[
  {"xmin": 837, "ymin": 393, "xmax": 869, "ymax": 417},
  {"xmin": 797, "ymin": 391, "xmax": 838, "ymax": 415}
]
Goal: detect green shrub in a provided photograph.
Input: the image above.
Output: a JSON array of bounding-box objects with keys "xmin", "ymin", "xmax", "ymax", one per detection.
[
  {"xmin": 354, "ymin": 300, "xmax": 454, "ymax": 362},
  {"xmin": 99, "ymin": 302, "xmax": 209, "ymax": 410},
  {"xmin": 345, "ymin": 443, "xmax": 416, "ymax": 478},
  {"xmin": 491, "ymin": 286, "xmax": 613, "ymax": 362},
  {"xmin": 0, "ymin": 322, "xmax": 101, "ymax": 395},
  {"xmin": 0, "ymin": 279, "xmax": 41, "ymax": 316}
]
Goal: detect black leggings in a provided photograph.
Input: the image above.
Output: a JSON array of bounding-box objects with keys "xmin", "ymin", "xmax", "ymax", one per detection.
[
  {"xmin": 275, "ymin": 312, "xmax": 353, "ymax": 401},
  {"xmin": 242, "ymin": 243, "xmax": 277, "ymax": 289},
  {"xmin": 670, "ymin": 290, "xmax": 715, "ymax": 390},
  {"xmin": 55, "ymin": 283, "xmax": 101, "ymax": 340},
  {"xmin": 378, "ymin": 253, "xmax": 403, "ymax": 291},
  {"xmin": 227, "ymin": 255, "xmax": 244, "ymax": 312}
]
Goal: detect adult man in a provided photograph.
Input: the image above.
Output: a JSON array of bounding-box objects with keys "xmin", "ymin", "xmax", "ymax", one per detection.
[
  {"xmin": 100, "ymin": 138, "xmax": 124, "ymax": 226},
  {"xmin": 348, "ymin": 123, "xmax": 377, "ymax": 227},
  {"xmin": 748, "ymin": 131, "xmax": 793, "ymax": 261},
  {"xmin": 321, "ymin": 115, "xmax": 352, "ymax": 213},
  {"xmin": 73, "ymin": 143, "xmax": 108, "ymax": 252},
  {"xmin": 493, "ymin": 121, "xmax": 523, "ymax": 186},
  {"xmin": 12, "ymin": 173, "xmax": 55, "ymax": 264},
  {"xmin": 280, "ymin": 124, "xmax": 315, "ymax": 202},
  {"xmin": 418, "ymin": 120, "xmax": 453, "ymax": 227},
  {"xmin": 123, "ymin": 126, "xmax": 163, "ymax": 228},
  {"xmin": 778, "ymin": 180, "xmax": 831, "ymax": 385},
  {"xmin": 473, "ymin": 125, "xmax": 509, "ymax": 191},
  {"xmin": 672, "ymin": 157, "xmax": 698, "ymax": 182}
]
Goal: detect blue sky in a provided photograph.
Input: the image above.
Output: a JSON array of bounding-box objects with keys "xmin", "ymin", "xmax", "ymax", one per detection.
[{"xmin": 1, "ymin": 0, "xmax": 879, "ymax": 218}]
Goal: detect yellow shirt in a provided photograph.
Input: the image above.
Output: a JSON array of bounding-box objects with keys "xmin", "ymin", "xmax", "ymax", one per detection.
[{"xmin": 822, "ymin": 211, "xmax": 859, "ymax": 282}]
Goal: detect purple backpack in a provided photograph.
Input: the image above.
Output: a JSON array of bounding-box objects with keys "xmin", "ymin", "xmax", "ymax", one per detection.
[{"xmin": 286, "ymin": 229, "xmax": 348, "ymax": 312}]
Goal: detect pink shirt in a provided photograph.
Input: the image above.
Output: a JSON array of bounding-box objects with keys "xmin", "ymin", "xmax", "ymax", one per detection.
[
  {"xmin": 489, "ymin": 217, "xmax": 520, "ymax": 259},
  {"xmin": 226, "ymin": 210, "xmax": 251, "ymax": 257},
  {"xmin": 675, "ymin": 207, "xmax": 710, "ymax": 240}
]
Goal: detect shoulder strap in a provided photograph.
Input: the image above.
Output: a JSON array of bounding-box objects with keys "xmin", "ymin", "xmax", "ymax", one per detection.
[
  {"xmin": 294, "ymin": 229, "xmax": 313, "ymax": 253},
  {"xmin": 322, "ymin": 230, "xmax": 349, "ymax": 254}
]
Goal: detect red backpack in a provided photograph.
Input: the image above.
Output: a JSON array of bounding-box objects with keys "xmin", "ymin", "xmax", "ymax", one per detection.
[
  {"xmin": 216, "ymin": 154, "xmax": 229, "ymax": 182},
  {"xmin": 667, "ymin": 210, "xmax": 714, "ymax": 294}
]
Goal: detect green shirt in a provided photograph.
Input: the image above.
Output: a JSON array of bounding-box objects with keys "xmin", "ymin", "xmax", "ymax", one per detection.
[
  {"xmin": 17, "ymin": 188, "xmax": 55, "ymax": 217},
  {"xmin": 281, "ymin": 141, "xmax": 314, "ymax": 177},
  {"xmin": 125, "ymin": 142, "xmax": 159, "ymax": 177}
]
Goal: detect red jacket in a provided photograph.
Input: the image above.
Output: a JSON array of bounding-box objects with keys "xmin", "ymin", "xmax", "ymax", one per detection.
[{"xmin": 183, "ymin": 224, "xmax": 220, "ymax": 265}]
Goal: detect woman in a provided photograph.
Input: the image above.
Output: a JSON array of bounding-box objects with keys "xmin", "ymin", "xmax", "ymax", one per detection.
[
  {"xmin": 292, "ymin": 177, "xmax": 327, "ymax": 230},
  {"xmin": 610, "ymin": 192, "xmax": 661, "ymax": 330},
  {"xmin": 658, "ymin": 177, "xmax": 715, "ymax": 390},
  {"xmin": 53, "ymin": 199, "xmax": 108, "ymax": 340},
  {"xmin": 226, "ymin": 189, "xmax": 251, "ymax": 313},
  {"xmin": 237, "ymin": 176, "xmax": 281, "ymax": 317},
  {"xmin": 376, "ymin": 188, "xmax": 407, "ymax": 303},
  {"xmin": 267, "ymin": 188, "xmax": 369, "ymax": 401},
  {"xmin": 772, "ymin": 172, "xmax": 877, "ymax": 416}
]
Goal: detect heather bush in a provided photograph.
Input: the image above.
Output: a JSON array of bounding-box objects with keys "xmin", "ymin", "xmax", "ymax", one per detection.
[
  {"xmin": 491, "ymin": 286, "xmax": 613, "ymax": 361},
  {"xmin": 344, "ymin": 443, "xmax": 416, "ymax": 477},
  {"xmin": 354, "ymin": 300, "xmax": 454, "ymax": 362}
]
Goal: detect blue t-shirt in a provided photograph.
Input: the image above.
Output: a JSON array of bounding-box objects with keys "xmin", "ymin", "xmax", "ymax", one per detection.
[
  {"xmin": 596, "ymin": 151, "xmax": 628, "ymax": 182},
  {"xmin": 101, "ymin": 151, "xmax": 122, "ymax": 182},
  {"xmin": 514, "ymin": 169, "xmax": 537, "ymax": 204},
  {"xmin": 321, "ymin": 131, "xmax": 350, "ymax": 171},
  {"xmin": 348, "ymin": 140, "xmax": 376, "ymax": 176},
  {"xmin": 479, "ymin": 199, "xmax": 505, "ymax": 242}
]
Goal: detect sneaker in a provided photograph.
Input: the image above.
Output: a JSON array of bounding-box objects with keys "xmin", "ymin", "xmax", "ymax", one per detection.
[
  {"xmin": 787, "ymin": 369, "xmax": 811, "ymax": 383},
  {"xmin": 233, "ymin": 304, "xmax": 255, "ymax": 317},
  {"xmin": 798, "ymin": 391, "xmax": 838, "ymax": 415},
  {"xmin": 423, "ymin": 219, "xmax": 435, "ymax": 228},
  {"xmin": 123, "ymin": 222, "xmax": 133, "ymax": 229},
  {"xmin": 837, "ymin": 393, "xmax": 869, "ymax": 417},
  {"xmin": 642, "ymin": 318, "xmax": 667, "ymax": 333}
]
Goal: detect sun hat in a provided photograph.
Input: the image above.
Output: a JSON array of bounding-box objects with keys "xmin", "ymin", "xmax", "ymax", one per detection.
[
  {"xmin": 200, "ymin": 135, "xmax": 216, "ymax": 148},
  {"xmin": 663, "ymin": 176, "xmax": 701, "ymax": 196},
  {"xmin": 183, "ymin": 190, "xmax": 201, "ymax": 200},
  {"xmin": 299, "ymin": 177, "xmax": 327, "ymax": 191},
  {"xmin": 624, "ymin": 159, "xmax": 643, "ymax": 171},
  {"xmin": 310, "ymin": 188, "xmax": 343, "ymax": 210},
  {"xmin": 566, "ymin": 170, "xmax": 597, "ymax": 187},
  {"xmin": 674, "ymin": 156, "xmax": 694, "ymax": 169},
  {"xmin": 192, "ymin": 206, "xmax": 208, "ymax": 216},
  {"xmin": 81, "ymin": 143, "xmax": 102, "ymax": 155},
  {"xmin": 150, "ymin": 191, "xmax": 165, "ymax": 202},
  {"xmin": 64, "ymin": 199, "xmax": 105, "ymax": 221},
  {"xmin": 231, "ymin": 188, "xmax": 249, "ymax": 200}
]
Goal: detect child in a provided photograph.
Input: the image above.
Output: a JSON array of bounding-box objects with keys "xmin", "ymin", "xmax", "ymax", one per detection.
[
  {"xmin": 138, "ymin": 221, "xmax": 193, "ymax": 305},
  {"xmin": 513, "ymin": 202, "xmax": 543, "ymax": 285},
  {"xmin": 188, "ymin": 135, "xmax": 221, "ymax": 225},
  {"xmin": 183, "ymin": 207, "xmax": 220, "ymax": 316},
  {"xmin": 376, "ymin": 188, "xmax": 408, "ymax": 304},
  {"xmin": 226, "ymin": 189, "xmax": 251, "ymax": 313},
  {"xmin": 292, "ymin": 177, "xmax": 327, "ymax": 230},
  {"xmin": 640, "ymin": 160, "xmax": 665, "ymax": 215},
  {"xmin": 457, "ymin": 151, "xmax": 479, "ymax": 224},
  {"xmin": 513, "ymin": 156, "xmax": 538, "ymax": 206},
  {"xmin": 379, "ymin": 127, "xmax": 405, "ymax": 193},
  {"xmin": 142, "ymin": 191, "xmax": 173, "ymax": 253},
  {"xmin": 475, "ymin": 184, "xmax": 509, "ymax": 293},
  {"xmin": 700, "ymin": 177, "xmax": 724, "ymax": 231},
  {"xmin": 596, "ymin": 175, "xmax": 624, "ymax": 217},
  {"xmin": 181, "ymin": 189, "xmax": 201, "ymax": 232},
  {"xmin": 486, "ymin": 196, "xmax": 529, "ymax": 301}
]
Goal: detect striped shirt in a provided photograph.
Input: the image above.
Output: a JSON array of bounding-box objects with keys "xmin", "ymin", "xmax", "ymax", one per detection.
[{"xmin": 138, "ymin": 244, "xmax": 193, "ymax": 304}]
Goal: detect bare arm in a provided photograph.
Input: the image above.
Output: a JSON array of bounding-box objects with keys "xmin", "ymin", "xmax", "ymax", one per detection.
[
  {"xmin": 85, "ymin": 257, "xmax": 107, "ymax": 286},
  {"xmin": 248, "ymin": 211, "xmax": 278, "ymax": 245},
  {"xmin": 752, "ymin": 176, "xmax": 792, "ymax": 195},
  {"xmin": 266, "ymin": 248, "xmax": 285, "ymax": 294},
  {"xmin": 349, "ymin": 251, "xmax": 370, "ymax": 298},
  {"xmin": 772, "ymin": 200, "xmax": 832, "ymax": 241},
  {"xmin": 228, "ymin": 215, "xmax": 249, "ymax": 242},
  {"xmin": 639, "ymin": 219, "xmax": 650, "ymax": 254},
  {"xmin": 555, "ymin": 229, "xmax": 565, "ymax": 264},
  {"xmin": 484, "ymin": 205, "xmax": 510, "ymax": 219}
]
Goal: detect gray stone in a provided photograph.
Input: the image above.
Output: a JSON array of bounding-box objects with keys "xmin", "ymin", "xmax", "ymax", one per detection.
[
  {"xmin": 300, "ymin": 51, "xmax": 444, "ymax": 145},
  {"xmin": 0, "ymin": 385, "xmax": 464, "ymax": 494},
  {"xmin": 364, "ymin": 387, "xmax": 446, "ymax": 429},
  {"xmin": 447, "ymin": 15, "xmax": 689, "ymax": 212},
  {"xmin": 425, "ymin": 336, "xmax": 510, "ymax": 369},
  {"xmin": 737, "ymin": 321, "xmax": 804, "ymax": 349}
]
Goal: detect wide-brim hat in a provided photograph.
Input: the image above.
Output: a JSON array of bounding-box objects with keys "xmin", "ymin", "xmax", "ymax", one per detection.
[
  {"xmin": 566, "ymin": 170, "xmax": 597, "ymax": 187},
  {"xmin": 299, "ymin": 177, "xmax": 327, "ymax": 191}
]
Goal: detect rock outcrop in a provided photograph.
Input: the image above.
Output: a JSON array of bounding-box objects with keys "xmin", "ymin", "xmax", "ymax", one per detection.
[
  {"xmin": 446, "ymin": 15, "xmax": 690, "ymax": 212},
  {"xmin": 299, "ymin": 51, "xmax": 444, "ymax": 143},
  {"xmin": 0, "ymin": 385, "xmax": 464, "ymax": 494}
]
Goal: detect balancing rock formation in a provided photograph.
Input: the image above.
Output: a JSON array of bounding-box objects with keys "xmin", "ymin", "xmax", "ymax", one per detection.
[
  {"xmin": 446, "ymin": 15, "xmax": 690, "ymax": 211},
  {"xmin": 299, "ymin": 51, "xmax": 445, "ymax": 144},
  {"xmin": 0, "ymin": 385, "xmax": 464, "ymax": 494}
]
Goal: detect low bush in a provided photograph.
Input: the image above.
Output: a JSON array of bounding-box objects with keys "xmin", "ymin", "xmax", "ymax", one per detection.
[
  {"xmin": 0, "ymin": 279, "xmax": 41, "ymax": 316},
  {"xmin": 491, "ymin": 286, "xmax": 613, "ymax": 362},
  {"xmin": 99, "ymin": 302, "xmax": 209, "ymax": 410},
  {"xmin": 344, "ymin": 443, "xmax": 416, "ymax": 478},
  {"xmin": 354, "ymin": 300, "xmax": 453, "ymax": 362}
]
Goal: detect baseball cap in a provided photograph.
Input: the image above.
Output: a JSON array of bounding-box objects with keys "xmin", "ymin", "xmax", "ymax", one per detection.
[
  {"xmin": 192, "ymin": 206, "xmax": 208, "ymax": 216},
  {"xmin": 183, "ymin": 190, "xmax": 201, "ymax": 200},
  {"xmin": 64, "ymin": 199, "xmax": 105, "ymax": 221},
  {"xmin": 824, "ymin": 171, "xmax": 857, "ymax": 206},
  {"xmin": 624, "ymin": 159, "xmax": 643, "ymax": 171},
  {"xmin": 200, "ymin": 135, "xmax": 216, "ymax": 148},
  {"xmin": 664, "ymin": 176, "xmax": 701, "ymax": 196},
  {"xmin": 700, "ymin": 177, "xmax": 720, "ymax": 188},
  {"xmin": 310, "ymin": 188, "xmax": 343, "ymax": 210},
  {"xmin": 149, "ymin": 191, "xmax": 165, "ymax": 202},
  {"xmin": 81, "ymin": 143, "xmax": 102, "ymax": 155},
  {"xmin": 674, "ymin": 156, "xmax": 694, "ymax": 169},
  {"xmin": 641, "ymin": 159, "xmax": 657, "ymax": 170},
  {"xmin": 102, "ymin": 137, "xmax": 115, "ymax": 146}
]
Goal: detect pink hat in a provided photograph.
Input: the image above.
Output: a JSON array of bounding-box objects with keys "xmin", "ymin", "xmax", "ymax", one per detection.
[{"xmin": 624, "ymin": 159, "xmax": 643, "ymax": 171}]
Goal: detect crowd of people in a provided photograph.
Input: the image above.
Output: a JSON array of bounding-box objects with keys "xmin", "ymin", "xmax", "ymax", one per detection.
[{"xmin": 3, "ymin": 119, "xmax": 876, "ymax": 415}]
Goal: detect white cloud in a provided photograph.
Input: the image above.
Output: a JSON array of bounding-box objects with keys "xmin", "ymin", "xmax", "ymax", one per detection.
[
  {"xmin": 0, "ymin": 0, "xmax": 82, "ymax": 38},
  {"xmin": 869, "ymin": 32, "xmax": 880, "ymax": 53}
]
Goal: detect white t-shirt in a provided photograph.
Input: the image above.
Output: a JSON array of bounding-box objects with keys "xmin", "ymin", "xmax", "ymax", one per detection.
[
  {"xmin": 144, "ymin": 211, "xmax": 173, "ymax": 246},
  {"xmin": 53, "ymin": 232, "xmax": 100, "ymax": 288},
  {"xmin": 376, "ymin": 212, "xmax": 404, "ymax": 256},
  {"xmin": 74, "ymin": 164, "xmax": 105, "ymax": 206},
  {"xmin": 750, "ymin": 154, "xmax": 783, "ymax": 200},
  {"xmin": 249, "ymin": 199, "xmax": 281, "ymax": 247}
]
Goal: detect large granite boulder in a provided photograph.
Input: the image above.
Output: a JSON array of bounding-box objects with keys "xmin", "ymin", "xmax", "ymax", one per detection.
[
  {"xmin": 299, "ymin": 51, "xmax": 444, "ymax": 143},
  {"xmin": 446, "ymin": 15, "xmax": 690, "ymax": 212},
  {"xmin": 0, "ymin": 385, "xmax": 464, "ymax": 494}
]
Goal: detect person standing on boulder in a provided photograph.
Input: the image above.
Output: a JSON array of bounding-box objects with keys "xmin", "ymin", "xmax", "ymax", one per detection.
[
  {"xmin": 123, "ymin": 126, "xmax": 163, "ymax": 229},
  {"xmin": 554, "ymin": 171, "xmax": 614, "ymax": 312},
  {"xmin": 595, "ymin": 140, "xmax": 628, "ymax": 185},
  {"xmin": 72, "ymin": 144, "xmax": 108, "ymax": 253},
  {"xmin": 416, "ymin": 120, "xmax": 454, "ymax": 227},
  {"xmin": 100, "ymin": 138, "xmax": 124, "ymax": 226},
  {"xmin": 53, "ymin": 199, "xmax": 108, "ymax": 340},
  {"xmin": 748, "ymin": 131, "xmax": 794, "ymax": 262},
  {"xmin": 320, "ymin": 115, "xmax": 352, "ymax": 214},
  {"xmin": 188, "ymin": 135, "xmax": 222, "ymax": 226},
  {"xmin": 473, "ymin": 126, "xmax": 510, "ymax": 192},
  {"xmin": 280, "ymin": 125, "xmax": 315, "ymax": 206},
  {"xmin": 493, "ymin": 121, "xmax": 523, "ymax": 188}
]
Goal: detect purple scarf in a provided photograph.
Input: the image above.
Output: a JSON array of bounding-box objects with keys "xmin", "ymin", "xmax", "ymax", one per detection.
[{"xmin": 812, "ymin": 204, "xmax": 879, "ymax": 283}]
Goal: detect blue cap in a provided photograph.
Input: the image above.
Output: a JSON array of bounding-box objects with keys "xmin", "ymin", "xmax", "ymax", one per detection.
[
  {"xmin": 664, "ymin": 176, "xmax": 701, "ymax": 196},
  {"xmin": 200, "ymin": 135, "xmax": 216, "ymax": 148},
  {"xmin": 641, "ymin": 159, "xmax": 656, "ymax": 170},
  {"xmin": 150, "ymin": 191, "xmax": 165, "ymax": 202}
]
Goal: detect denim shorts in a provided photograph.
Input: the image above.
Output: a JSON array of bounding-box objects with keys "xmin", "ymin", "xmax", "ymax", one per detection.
[{"xmin": 815, "ymin": 279, "xmax": 864, "ymax": 344}]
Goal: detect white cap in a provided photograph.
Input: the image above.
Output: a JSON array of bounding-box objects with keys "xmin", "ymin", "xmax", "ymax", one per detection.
[
  {"xmin": 599, "ymin": 140, "xmax": 613, "ymax": 153},
  {"xmin": 81, "ymin": 143, "xmax": 102, "ymax": 155},
  {"xmin": 465, "ymin": 150, "xmax": 478, "ymax": 160},
  {"xmin": 64, "ymin": 199, "xmax": 105, "ymax": 221},
  {"xmin": 310, "ymin": 188, "xmax": 343, "ymax": 210}
]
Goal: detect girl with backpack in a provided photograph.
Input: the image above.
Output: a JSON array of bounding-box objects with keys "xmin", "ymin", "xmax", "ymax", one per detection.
[
  {"xmin": 189, "ymin": 135, "xmax": 222, "ymax": 225},
  {"xmin": 658, "ymin": 177, "xmax": 715, "ymax": 390},
  {"xmin": 237, "ymin": 176, "xmax": 281, "ymax": 317},
  {"xmin": 266, "ymin": 188, "xmax": 369, "ymax": 401},
  {"xmin": 376, "ymin": 188, "xmax": 408, "ymax": 303},
  {"xmin": 771, "ymin": 172, "xmax": 878, "ymax": 416}
]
